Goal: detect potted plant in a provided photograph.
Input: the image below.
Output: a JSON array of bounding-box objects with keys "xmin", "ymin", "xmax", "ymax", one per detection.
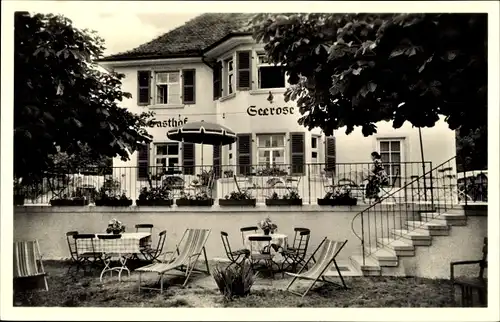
[
  {"xmin": 50, "ymin": 191, "xmax": 89, "ymax": 206},
  {"xmin": 265, "ymin": 190, "xmax": 302, "ymax": 206},
  {"xmin": 14, "ymin": 178, "xmax": 25, "ymax": 206},
  {"xmin": 176, "ymin": 191, "xmax": 214, "ymax": 207},
  {"xmin": 136, "ymin": 186, "xmax": 174, "ymax": 206},
  {"xmin": 318, "ymin": 185, "xmax": 357, "ymax": 206},
  {"xmin": 219, "ymin": 189, "xmax": 256, "ymax": 207},
  {"xmin": 258, "ymin": 217, "xmax": 278, "ymax": 235},
  {"xmin": 94, "ymin": 178, "xmax": 132, "ymax": 206},
  {"xmin": 106, "ymin": 218, "xmax": 126, "ymax": 235}
]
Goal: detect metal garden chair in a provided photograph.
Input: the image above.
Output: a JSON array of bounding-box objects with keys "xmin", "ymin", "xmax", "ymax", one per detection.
[
  {"xmin": 73, "ymin": 233, "xmax": 104, "ymax": 274},
  {"xmin": 240, "ymin": 226, "xmax": 258, "ymax": 244},
  {"xmin": 248, "ymin": 235, "xmax": 278, "ymax": 279},
  {"xmin": 140, "ymin": 230, "xmax": 167, "ymax": 262},
  {"xmin": 281, "ymin": 228, "xmax": 311, "ymax": 275},
  {"xmin": 220, "ymin": 231, "xmax": 250, "ymax": 269},
  {"xmin": 66, "ymin": 231, "xmax": 79, "ymax": 272}
]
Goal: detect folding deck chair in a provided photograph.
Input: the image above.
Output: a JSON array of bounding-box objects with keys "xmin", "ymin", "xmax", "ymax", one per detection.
[
  {"xmin": 13, "ymin": 240, "xmax": 49, "ymax": 292},
  {"xmin": 285, "ymin": 238, "xmax": 348, "ymax": 297},
  {"xmin": 136, "ymin": 228, "xmax": 211, "ymax": 293}
]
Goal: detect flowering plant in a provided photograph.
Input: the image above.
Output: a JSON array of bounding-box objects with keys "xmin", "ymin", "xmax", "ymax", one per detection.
[
  {"xmin": 106, "ymin": 218, "xmax": 126, "ymax": 234},
  {"xmin": 258, "ymin": 217, "xmax": 277, "ymax": 233}
]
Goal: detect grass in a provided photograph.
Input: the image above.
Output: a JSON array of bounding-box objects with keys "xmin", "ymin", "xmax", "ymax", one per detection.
[{"xmin": 14, "ymin": 260, "xmax": 459, "ymax": 308}]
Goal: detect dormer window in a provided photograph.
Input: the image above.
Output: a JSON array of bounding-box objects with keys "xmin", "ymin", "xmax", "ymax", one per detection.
[{"xmin": 257, "ymin": 53, "xmax": 285, "ymax": 89}]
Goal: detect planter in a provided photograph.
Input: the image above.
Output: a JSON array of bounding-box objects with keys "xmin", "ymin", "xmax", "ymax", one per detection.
[
  {"xmin": 317, "ymin": 198, "xmax": 358, "ymax": 206},
  {"xmin": 14, "ymin": 194, "xmax": 25, "ymax": 206},
  {"xmin": 176, "ymin": 199, "xmax": 214, "ymax": 207},
  {"xmin": 95, "ymin": 199, "xmax": 133, "ymax": 207},
  {"xmin": 265, "ymin": 199, "xmax": 303, "ymax": 206},
  {"xmin": 50, "ymin": 198, "xmax": 89, "ymax": 206},
  {"xmin": 218, "ymin": 199, "xmax": 256, "ymax": 207},
  {"xmin": 135, "ymin": 199, "xmax": 174, "ymax": 207}
]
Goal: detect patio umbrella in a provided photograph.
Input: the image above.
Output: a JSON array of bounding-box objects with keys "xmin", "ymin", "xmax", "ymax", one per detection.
[{"xmin": 166, "ymin": 121, "xmax": 237, "ymax": 167}]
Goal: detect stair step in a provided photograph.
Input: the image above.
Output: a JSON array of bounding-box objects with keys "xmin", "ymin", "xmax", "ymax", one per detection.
[
  {"xmin": 369, "ymin": 247, "xmax": 398, "ymax": 261},
  {"xmin": 391, "ymin": 230, "xmax": 432, "ymax": 246},
  {"xmin": 432, "ymin": 213, "xmax": 468, "ymax": 226},
  {"xmin": 405, "ymin": 221, "xmax": 449, "ymax": 230},
  {"xmin": 349, "ymin": 255, "xmax": 381, "ymax": 273},
  {"xmin": 377, "ymin": 238, "xmax": 414, "ymax": 251}
]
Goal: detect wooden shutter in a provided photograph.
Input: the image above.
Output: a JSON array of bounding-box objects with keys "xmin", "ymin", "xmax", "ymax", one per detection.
[
  {"xmin": 236, "ymin": 134, "xmax": 252, "ymax": 175},
  {"xmin": 213, "ymin": 145, "xmax": 221, "ymax": 179},
  {"xmin": 290, "ymin": 133, "xmax": 305, "ymax": 175},
  {"xmin": 182, "ymin": 69, "xmax": 196, "ymax": 104},
  {"xmin": 213, "ymin": 62, "xmax": 222, "ymax": 100},
  {"xmin": 325, "ymin": 137, "xmax": 336, "ymax": 173},
  {"xmin": 237, "ymin": 51, "xmax": 251, "ymax": 90},
  {"xmin": 137, "ymin": 71, "xmax": 151, "ymax": 105},
  {"xmin": 182, "ymin": 142, "xmax": 195, "ymax": 175},
  {"xmin": 137, "ymin": 143, "xmax": 150, "ymax": 179}
]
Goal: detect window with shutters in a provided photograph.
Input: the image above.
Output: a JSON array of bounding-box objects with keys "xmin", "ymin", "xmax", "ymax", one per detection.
[
  {"xmin": 213, "ymin": 62, "xmax": 222, "ymax": 100},
  {"xmin": 378, "ymin": 139, "xmax": 403, "ymax": 187},
  {"xmin": 257, "ymin": 134, "xmax": 286, "ymax": 168},
  {"xmin": 236, "ymin": 51, "xmax": 251, "ymax": 90},
  {"xmin": 137, "ymin": 71, "xmax": 151, "ymax": 105},
  {"xmin": 311, "ymin": 135, "xmax": 321, "ymax": 175},
  {"xmin": 236, "ymin": 134, "xmax": 252, "ymax": 175},
  {"xmin": 257, "ymin": 53, "xmax": 285, "ymax": 89},
  {"xmin": 137, "ymin": 144, "xmax": 150, "ymax": 179},
  {"xmin": 153, "ymin": 143, "xmax": 180, "ymax": 177},
  {"xmin": 155, "ymin": 71, "xmax": 181, "ymax": 105},
  {"xmin": 225, "ymin": 58, "xmax": 235, "ymax": 95},
  {"xmin": 182, "ymin": 69, "xmax": 195, "ymax": 104},
  {"xmin": 290, "ymin": 133, "xmax": 305, "ymax": 175}
]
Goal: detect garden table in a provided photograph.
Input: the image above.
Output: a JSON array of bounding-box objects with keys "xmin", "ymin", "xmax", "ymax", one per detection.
[
  {"xmin": 76, "ymin": 232, "xmax": 152, "ymax": 254},
  {"xmin": 244, "ymin": 233, "xmax": 288, "ymax": 256}
]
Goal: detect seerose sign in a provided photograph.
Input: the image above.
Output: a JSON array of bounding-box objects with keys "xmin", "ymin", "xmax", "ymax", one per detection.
[
  {"xmin": 149, "ymin": 117, "xmax": 189, "ymax": 128},
  {"xmin": 247, "ymin": 105, "xmax": 295, "ymax": 116}
]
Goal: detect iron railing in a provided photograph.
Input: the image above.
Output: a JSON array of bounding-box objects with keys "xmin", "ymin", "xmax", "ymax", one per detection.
[
  {"xmin": 14, "ymin": 161, "xmax": 432, "ymax": 205},
  {"xmin": 350, "ymin": 156, "xmax": 471, "ymax": 266}
]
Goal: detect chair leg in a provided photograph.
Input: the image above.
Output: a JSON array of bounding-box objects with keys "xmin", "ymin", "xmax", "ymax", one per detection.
[
  {"xmin": 202, "ymin": 247, "xmax": 210, "ymax": 274},
  {"xmin": 332, "ymin": 260, "xmax": 348, "ymax": 289}
]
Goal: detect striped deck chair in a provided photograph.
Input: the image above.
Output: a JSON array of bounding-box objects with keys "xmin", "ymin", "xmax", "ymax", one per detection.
[
  {"xmin": 13, "ymin": 240, "xmax": 49, "ymax": 292},
  {"xmin": 136, "ymin": 228, "xmax": 211, "ymax": 293},
  {"xmin": 285, "ymin": 238, "xmax": 348, "ymax": 297}
]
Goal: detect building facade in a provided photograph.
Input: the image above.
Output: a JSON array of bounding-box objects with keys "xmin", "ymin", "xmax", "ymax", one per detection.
[{"xmin": 99, "ymin": 13, "xmax": 457, "ymax": 202}]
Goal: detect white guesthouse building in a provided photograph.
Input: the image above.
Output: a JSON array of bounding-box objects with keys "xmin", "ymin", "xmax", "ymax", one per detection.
[{"xmin": 99, "ymin": 13, "xmax": 457, "ymax": 203}]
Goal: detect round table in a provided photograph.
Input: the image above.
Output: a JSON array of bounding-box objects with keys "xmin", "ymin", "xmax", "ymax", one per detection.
[{"xmin": 244, "ymin": 233, "xmax": 288, "ymax": 255}]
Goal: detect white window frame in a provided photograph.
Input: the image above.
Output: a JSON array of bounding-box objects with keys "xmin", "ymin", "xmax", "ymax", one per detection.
[
  {"xmin": 256, "ymin": 133, "xmax": 286, "ymax": 167},
  {"xmin": 310, "ymin": 135, "xmax": 321, "ymax": 175},
  {"xmin": 378, "ymin": 138, "xmax": 404, "ymax": 187},
  {"xmin": 256, "ymin": 52, "xmax": 285, "ymax": 89},
  {"xmin": 153, "ymin": 142, "xmax": 181, "ymax": 176},
  {"xmin": 154, "ymin": 71, "xmax": 181, "ymax": 105},
  {"xmin": 225, "ymin": 58, "xmax": 235, "ymax": 96}
]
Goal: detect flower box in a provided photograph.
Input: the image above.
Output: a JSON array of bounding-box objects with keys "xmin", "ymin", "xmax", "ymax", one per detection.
[
  {"xmin": 14, "ymin": 194, "xmax": 25, "ymax": 206},
  {"xmin": 265, "ymin": 199, "xmax": 303, "ymax": 206},
  {"xmin": 95, "ymin": 199, "xmax": 133, "ymax": 207},
  {"xmin": 135, "ymin": 199, "xmax": 174, "ymax": 207},
  {"xmin": 218, "ymin": 199, "xmax": 256, "ymax": 207},
  {"xmin": 50, "ymin": 198, "xmax": 89, "ymax": 206},
  {"xmin": 317, "ymin": 198, "xmax": 358, "ymax": 206},
  {"xmin": 176, "ymin": 199, "xmax": 214, "ymax": 207}
]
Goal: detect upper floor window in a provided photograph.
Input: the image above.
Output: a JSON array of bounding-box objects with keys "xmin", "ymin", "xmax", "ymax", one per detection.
[
  {"xmin": 257, "ymin": 53, "xmax": 285, "ymax": 89},
  {"xmin": 225, "ymin": 58, "xmax": 235, "ymax": 95},
  {"xmin": 156, "ymin": 71, "xmax": 181, "ymax": 105},
  {"xmin": 379, "ymin": 139, "xmax": 403, "ymax": 187},
  {"xmin": 137, "ymin": 69, "xmax": 196, "ymax": 106}
]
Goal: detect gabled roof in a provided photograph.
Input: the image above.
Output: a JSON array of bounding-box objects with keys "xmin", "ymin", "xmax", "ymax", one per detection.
[{"xmin": 100, "ymin": 13, "xmax": 255, "ymax": 62}]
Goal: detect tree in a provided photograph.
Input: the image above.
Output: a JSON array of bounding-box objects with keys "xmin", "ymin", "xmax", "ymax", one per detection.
[
  {"xmin": 251, "ymin": 13, "xmax": 487, "ymax": 137},
  {"xmin": 14, "ymin": 12, "xmax": 153, "ymax": 179},
  {"xmin": 456, "ymin": 125, "xmax": 488, "ymax": 172}
]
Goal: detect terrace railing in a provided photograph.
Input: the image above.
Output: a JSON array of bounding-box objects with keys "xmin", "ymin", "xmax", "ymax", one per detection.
[{"xmin": 15, "ymin": 161, "xmax": 435, "ymax": 205}]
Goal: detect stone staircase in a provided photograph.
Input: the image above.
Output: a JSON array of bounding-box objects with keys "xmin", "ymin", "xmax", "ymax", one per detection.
[{"xmin": 347, "ymin": 210, "xmax": 467, "ymax": 276}]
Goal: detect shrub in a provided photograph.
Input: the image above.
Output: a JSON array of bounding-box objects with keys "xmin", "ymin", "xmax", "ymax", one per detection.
[{"xmin": 212, "ymin": 261, "xmax": 255, "ymax": 300}]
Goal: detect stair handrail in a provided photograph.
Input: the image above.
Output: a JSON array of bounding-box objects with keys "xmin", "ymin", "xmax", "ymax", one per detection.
[{"xmin": 350, "ymin": 155, "xmax": 457, "ymax": 265}]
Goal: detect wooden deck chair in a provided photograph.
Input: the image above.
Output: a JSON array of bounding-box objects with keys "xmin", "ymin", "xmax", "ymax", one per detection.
[
  {"xmin": 285, "ymin": 238, "xmax": 348, "ymax": 297},
  {"xmin": 13, "ymin": 240, "xmax": 49, "ymax": 292},
  {"xmin": 136, "ymin": 228, "xmax": 211, "ymax": 293}
]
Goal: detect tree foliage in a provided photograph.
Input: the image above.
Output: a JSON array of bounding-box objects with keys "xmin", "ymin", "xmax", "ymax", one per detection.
[
  {"xmin": 251, "ymin": 13, "xmax": 487, "ymax": 137},
  {"xmin": 14, "ymin": 12, "xmax": 153, "ymax": 179},
  {"xmin": 456, "ymin": 126, "xmax": 488, "ymax": 172}
]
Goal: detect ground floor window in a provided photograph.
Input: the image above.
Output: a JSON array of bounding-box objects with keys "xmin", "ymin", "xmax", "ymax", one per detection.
[
  {"xmin": 154, "ymin": 143, "xmax": 180, "ymax": 176},
  {"xmin": 378, "ymin": 139, "xmax": 403, "ymax": 187},
  {"xmin": 257, "ymin": 134, "xmax": 286, "ymax": 168}
]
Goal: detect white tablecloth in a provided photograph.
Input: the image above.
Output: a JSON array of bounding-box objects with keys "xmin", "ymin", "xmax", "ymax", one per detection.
[
  {"xmin": 244, "ymin": 233, "xmax": 288, "ymax": 254},
  {"xmin": 76, "ymin": 232, "xmax": 151, "ymax": 254}
]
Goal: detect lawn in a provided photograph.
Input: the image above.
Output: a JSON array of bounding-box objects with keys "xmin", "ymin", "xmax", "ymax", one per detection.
[{"xmin": 14, "ymin": 260, "xmax": 459, "ymax": 308}]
